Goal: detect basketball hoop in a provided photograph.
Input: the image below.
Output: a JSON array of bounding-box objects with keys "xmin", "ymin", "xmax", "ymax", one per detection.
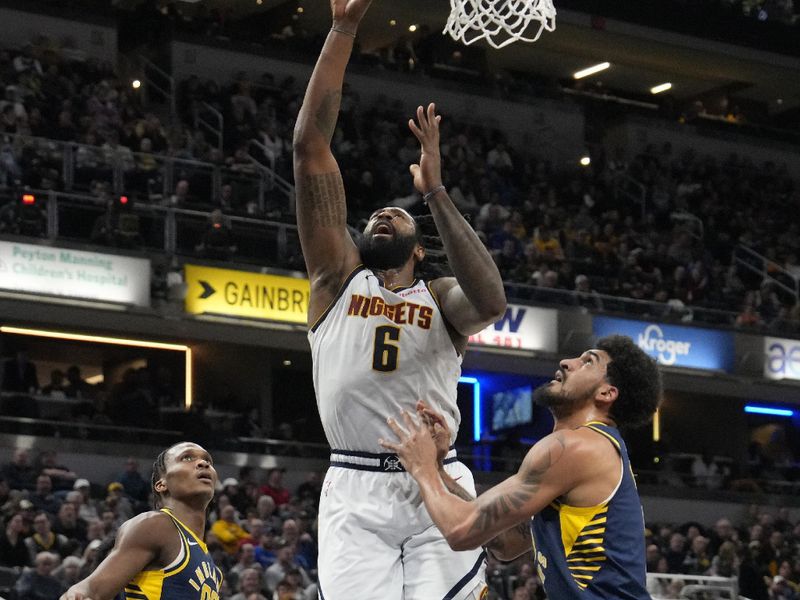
[{"xmin": 444, "ymin": 0, "xmax": 556, "ymax": 49}]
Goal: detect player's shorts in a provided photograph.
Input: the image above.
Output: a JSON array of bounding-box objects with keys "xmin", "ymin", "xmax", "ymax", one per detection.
[{"xmin": 317, "ymin": 449, "xmax": 487, "ymax": 600}]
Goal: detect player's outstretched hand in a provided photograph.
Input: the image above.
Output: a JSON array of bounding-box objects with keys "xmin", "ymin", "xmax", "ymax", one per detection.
[
  {"xmin": 379, "ymin": 410, "xmax": 438, "ymax": 477},
  {"xmin": 331, "ymin": 0, "xmax": 373, "ymax": 29},
  {"xmin": 417, "ymin": 400, "xmax": 450, "ymax": 465},
  {"xmin": 61, "ymin": 591, "xmax": 93, "ymax": 600},
  {"xmin": 408, "ymin": 103, "xmax": 443, "ymax": 196}
]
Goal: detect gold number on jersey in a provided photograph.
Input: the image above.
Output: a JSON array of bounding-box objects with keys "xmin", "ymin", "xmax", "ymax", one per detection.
[{"xmin": 373, "ymin": 325, "xmax": 401, "ymax": 372}]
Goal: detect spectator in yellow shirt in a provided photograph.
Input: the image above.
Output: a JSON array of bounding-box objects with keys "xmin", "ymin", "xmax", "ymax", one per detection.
[{"xmin": 210, "ymin": 504, "xmax": 250, "ymax": 555}]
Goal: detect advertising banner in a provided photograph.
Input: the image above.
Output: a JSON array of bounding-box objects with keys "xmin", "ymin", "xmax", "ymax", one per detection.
[
  {"xmin": 184, "ymin": 264, "xmax": 309, "ymax": 325},
  {"xmin": 0, "ymin": 241, "xmax": 150, "ymax": 307},
  {"xmin": 469, "ymin": 304, "xmax": 558, "ymax": 352},
  {"xmin": 593, "ymin": 316, "xmax": 735, "ymax": 372}
]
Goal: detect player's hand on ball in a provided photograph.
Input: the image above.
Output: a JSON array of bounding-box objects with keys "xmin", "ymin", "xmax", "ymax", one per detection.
[
  {"xmin": 417, "ymin": 400, "xmax": 450, "ymax": 465},
  {"xmin": 331, "ymin": 0, "xmax": 373, "ymax": 28},
  {"xmin": 380, "ymin": 410, "xmax": 438, "ymax": 477},
  {"xmin": 409, "ymin": 103, "xmax": 443, "ymax": 195}
]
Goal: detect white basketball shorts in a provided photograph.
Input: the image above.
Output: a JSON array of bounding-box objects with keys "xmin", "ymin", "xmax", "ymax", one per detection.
[{"xmin": 317, "ymin": 449, "xmax": 487, "ymax": 600}]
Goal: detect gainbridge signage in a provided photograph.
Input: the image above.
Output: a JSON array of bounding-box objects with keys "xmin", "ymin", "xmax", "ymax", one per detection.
[
  {"xmin": 468, "ymin": 304, "xmax": 557, "ymax": 352},
  {"xmin": 0, "ymin": 240, "xmax": 150, "ymax": 307},
  {"xmin": 184, "ymin": 264, "xmax": 309, "ymax": 324},
  {"xmin": 764, "ymin": 336, "xmax": 800, "ymax": 381},
  {"xmin": 593, "ymin": 316, "xmax": 735, "ymax": 372}
]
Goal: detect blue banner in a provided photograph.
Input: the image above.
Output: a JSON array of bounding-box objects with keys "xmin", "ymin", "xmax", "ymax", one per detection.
[{"xmin": 593, "ymin": 316, "xmax": 735, "ymax": 372}]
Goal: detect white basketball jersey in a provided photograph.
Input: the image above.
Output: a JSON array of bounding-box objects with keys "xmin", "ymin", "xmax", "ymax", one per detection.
[{"xmin": 309, "ymin": 266, "xmax": 462, "ymax": 452}]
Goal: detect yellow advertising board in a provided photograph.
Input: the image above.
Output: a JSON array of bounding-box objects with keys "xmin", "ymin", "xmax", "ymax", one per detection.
[{"xmin": 184, "ymin": 264, "xmax": 309, "ymax": 325}]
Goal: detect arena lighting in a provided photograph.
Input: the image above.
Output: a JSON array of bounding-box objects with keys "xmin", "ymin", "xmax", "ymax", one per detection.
[
  {"xmin": 0, "ymin": 326, "xmax": 193, "ymax": 409},
  {"xmin": 459, "ymin": 376, "xmax": 481, "ymax": 441},
  {"xmin": 573, "ymin": 62, "xmax": 610, "ymax": 80},
  {"xmin": 409, "ymin": 24, "xmax": 418, "ymax": 32},
  {"xmin": 580, "ymin": 156, "xmax": 591, "ymax": 166},
  {"xmin": 652, "ymin": 408, "xmax": 660, "ymax": 442},
  {"xmin": 650, "ymin": 82, "xmax": 672, "ymax": 95},
  {"xmin": 21, "ymin": 194, "xmax": 35, "ymax": 205},
  {"xmin": 744, "ymin": 405, "xmax": 794, "ymax": 417},
  {"xmin": 119, "ymin": 195, "xmax": 129, "ymax": 205},
  {"xmin": 131, "ymin": 80, "xmax": 141, "ymax": 90},
  {"xmin": 389, "ymin": 19, "xmax": 397, "ymax": 26}
]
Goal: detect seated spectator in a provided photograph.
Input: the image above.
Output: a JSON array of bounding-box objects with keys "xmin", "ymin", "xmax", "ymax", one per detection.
[
  {"xmin": 254, "ymin": 530, "xmax": 278, "ymax": 569},
  {"xmin": 41, "ymin": 369, "xmax": 67, "ymax": 398},
  {"xmin": 691, "ymin": 451, "xmax": 723, "ymax": 490},
  {"xmin": 68, "ymin": 482, "xmax": 99, "ymax": 523},
  {"xmin": 14, "ymin": 551, "xmax": 65, "ymax": 600},
  {"xmin": 64, "ymin": 366, "xmax": 92, "ymax": 400},
  {"xmin": 259, "ymin": 469, "xmax": 290, "ymax": 508},
  {"xmin": 51, "ymin": 501, "xmax": 87, "ymax": 549},
  {"xmin": 36, "ymin": 451, "xmax": 77, "ymax": 492},
  {"xmin": 29, "ymin": 475, "xmax": 60, "ymax": 515},
  {"xmin": 25, "ymin": 512, "xmax": 70, "ymax": 562},
  {"xmin": 211, "ymin": 505, "xmax": 250, "ymax": 555},
  {"xmin": 264, "ymin": 541, "xmax": 312, "ymax": 595},
  {"xmin": 0, "ymin": 513, "xmax": 31, "ymax": 568},
  {"xmin": 230, "ymin": 542, "xmax": 258, "ymax": 583},
  {"xmin": 196, "ymin": 209, "xmax": 238, "ymax": 260},
  {"xmin": 52, "ymin": 555, "xmax": 83, "ymax": 590},
  {"xmin": 1, "ymin": 449, "xmax": 37, "ymax": 492},
  {"xmin": 230, "ymin": 567, "xmax": 267, "ymax": 600},
  {"xmin": 104, "ymin": 482, "xmax": 133, "ymax": 521},
  {"xmin": 115, "ymin": 458, "xmax": 149, "ymax": 504}
]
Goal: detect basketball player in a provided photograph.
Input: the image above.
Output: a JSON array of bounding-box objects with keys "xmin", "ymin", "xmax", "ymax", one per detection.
[
  {"xmin": 382, "ymin": 335, "xmax": 662, "ymax": 599},
  {"xmin": 293, "ymin": 0, "xmax": 506, "ymax": 597},
  {"xmin": 60, "ymin": 442, "xmax": 222, "ymax": 600}
]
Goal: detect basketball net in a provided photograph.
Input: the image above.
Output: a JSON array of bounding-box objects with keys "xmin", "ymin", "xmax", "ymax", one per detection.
[{"xmin": 444, "ymin": 0, "xmax": 556, "ymax": 49}]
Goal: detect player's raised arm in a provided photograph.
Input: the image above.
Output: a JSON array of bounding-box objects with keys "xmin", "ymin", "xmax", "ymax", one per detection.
[
  {"xmin": 60, "ymin": 512, "xmax": 172, "ymax": 600},
  {"xmin": 293, "ymin": 0, "xmax": 370, "ymax": 325},
  {"xmin": 381, "ymin": 412, "xmax": 580, "ymax": 551},
  {"xmin": 409, "ymin": 104, "xmax": 506, "ymax": 336}
]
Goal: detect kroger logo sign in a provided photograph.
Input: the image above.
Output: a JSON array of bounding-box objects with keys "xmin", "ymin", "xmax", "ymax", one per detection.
[
  {"xmin": 637, "ymin": 325, "xmax": 691, "ymax": 366},
  {"xmin": 593, "ymin": 317, "xmax": 734, "ymax": 372},
  {"xmin": 764, "ymin": 337, "xmax": 800, "ymax": 381}
]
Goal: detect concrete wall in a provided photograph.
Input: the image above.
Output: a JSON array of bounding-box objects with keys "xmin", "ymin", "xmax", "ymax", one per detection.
[
  {"xmin": 0, "ymin": 7, "xmax": 117, "ymax": 64},
  {"xmin": 606, "ymin": 115, "xmax": 800, "ymax": 178}
]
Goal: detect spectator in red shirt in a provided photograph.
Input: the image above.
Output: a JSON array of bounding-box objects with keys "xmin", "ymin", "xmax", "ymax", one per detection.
[{"xmin": 259, "ymin": 468, "xmax": 289, "ymax": 507}]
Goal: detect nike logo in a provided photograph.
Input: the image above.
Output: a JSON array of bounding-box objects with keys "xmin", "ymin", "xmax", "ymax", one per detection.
[
  {"xmin": 453, "ymin": 476, "xmax": 463, "ymax": 482},
  {"xmin": 188, "ymin": 541, "xmax": 198, "ymax": 546}
]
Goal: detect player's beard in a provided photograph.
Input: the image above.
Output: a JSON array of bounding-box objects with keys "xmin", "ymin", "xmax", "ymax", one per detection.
[
  {"xmin": 357, "ymin": 231, "xmax": 418, "ymax": 271},
  {"xmin": 533, "ymin": 382, "xmax": 595, "ymax": 420}
]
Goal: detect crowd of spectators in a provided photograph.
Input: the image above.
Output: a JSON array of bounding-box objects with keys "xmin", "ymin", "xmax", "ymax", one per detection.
[
  {"xmin": 1, "ymin": 32, "xmax": 799, "ymax": 332},
  {"xmin": 3, "ymin": 445, "xmax": 800, "ymax": 600}
]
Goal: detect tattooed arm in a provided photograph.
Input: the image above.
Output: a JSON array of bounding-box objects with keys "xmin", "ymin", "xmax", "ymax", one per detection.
[
  {"xmin": 381, "ymin": 412, "xmax": 583, "ymax": 551},
  {"xmin": 292, "ymin": 0, "xmax": 372, "ymax": 325}
]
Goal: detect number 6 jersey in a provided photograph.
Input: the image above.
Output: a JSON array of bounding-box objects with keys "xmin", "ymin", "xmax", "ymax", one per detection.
[{"xmin": 309, "ymin": 265, "xmax": 462, "ymax": 452}]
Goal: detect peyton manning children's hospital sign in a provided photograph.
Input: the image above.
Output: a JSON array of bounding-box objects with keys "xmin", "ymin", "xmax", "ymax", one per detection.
[{"xmin": 0, "ymin": 241, "xmax": 151, "ymax": 307}]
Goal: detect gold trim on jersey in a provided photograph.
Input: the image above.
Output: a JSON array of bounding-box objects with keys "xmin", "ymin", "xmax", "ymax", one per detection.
[
  {"xmin": 556, "ymin": 501, "xmax": 609, "ymax": 590},
  {"xmin": 584, "ymin": 422, "xmax": 621, "ymax": 451},
  {"xmin": 161, "ymin": 508, "xmax": 208, "ymax": 553}
]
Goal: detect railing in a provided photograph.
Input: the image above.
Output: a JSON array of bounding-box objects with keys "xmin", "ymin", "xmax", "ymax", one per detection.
[
  {"xmin": 194, "ymin": 101, "xmax": 224, "ymax": 152},
  {"xmin": 502, "ymin": 279, "xmax": 740, "ymax": 328},
  {"xmin": 0, "ymin": 188, "xmax": 299, "ymax": 266},
  {"xmin": 646, "ymin": 573, "xmax": 747, "ymax": 600},
  {"xmin": 139, "ymin": 55, "xmax": 176, "ymax": 116},
  {"xmin": 734, "ymin": 243, "xmax": 799, "ymax": 301},
  {"xmin": 614, "ymin": 172, "xmax": 648, "ymax": 220},
  {"xmin": 247, "ymin": 137, "xmax": 295, "ymax": 211},
  {"xmin": 1, "ymin": 132, "xmax": 292, "ymax": 212}
]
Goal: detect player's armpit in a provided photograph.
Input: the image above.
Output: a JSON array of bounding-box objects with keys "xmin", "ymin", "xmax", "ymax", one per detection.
[
  {"xmin": 486, "ymin": 521, "xmax": 533, "ymax": 562},
  {"xmin": 65, "ymin": 512, "xmax": 173, "ymax": 600}
]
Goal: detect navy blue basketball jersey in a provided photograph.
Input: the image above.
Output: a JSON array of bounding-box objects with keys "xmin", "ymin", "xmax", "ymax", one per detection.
[
  {"xmin": 124, "ymin": 508, "xmax": 223, "ymax": 600},
  {"xmin": 530, "ymin": 422, "xmax": 649, "ymax": 599}
]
